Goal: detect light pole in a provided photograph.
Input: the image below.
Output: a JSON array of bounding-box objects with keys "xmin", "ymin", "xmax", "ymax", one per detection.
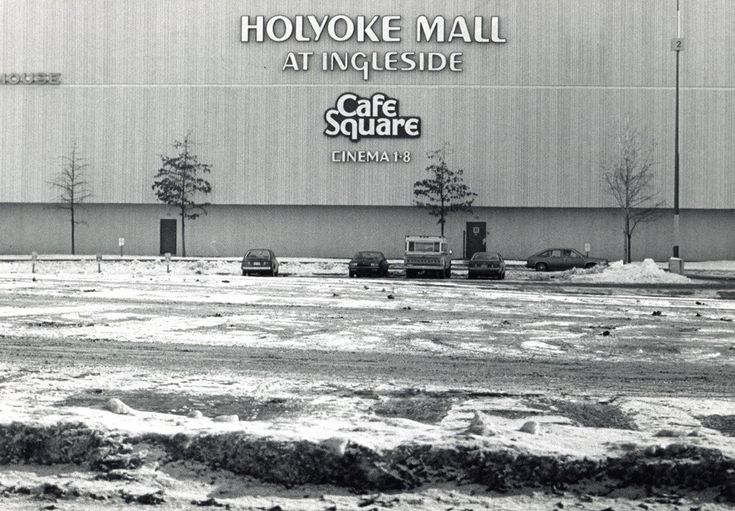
[{"xmin": 672, "ymin": 0, "xmax": 683, "ymax": 260}]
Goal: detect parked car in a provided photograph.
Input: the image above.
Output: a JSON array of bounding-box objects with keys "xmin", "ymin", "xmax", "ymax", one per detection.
[
  {"xmin": 526, "ymin": 248, "xmax": 607, "ymax": 271},
  {"xmin": 468, "ymin": 252, "xmax": 506, "ymax": 279},
  {"xmin": 404, "ymin": 235, "xmax": 452, "ymax": 278},
  {"xmin": 348, "ymin": 251, "xmax": 389, "ymax": 277},
  {"xmin": 241, "ymin": 248, "xmax": 279, "ymax": 276}
]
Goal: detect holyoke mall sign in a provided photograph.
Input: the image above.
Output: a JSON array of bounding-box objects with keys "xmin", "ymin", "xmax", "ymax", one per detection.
[{"xmin": 241, "ymin": 15, "xmax": 507, "ymax": 80}]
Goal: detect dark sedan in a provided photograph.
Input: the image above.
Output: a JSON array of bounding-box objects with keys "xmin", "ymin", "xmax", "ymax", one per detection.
[
  {"xmin": 241, "ymin": 248, "xmax": 279, "ymax": 276},
  {"xmin": 468, "ymin": 252, "xmax": 506, "ymax": 279},
  {"xmin": 526, "ymin": 248, "xmax": 607, "ymax": 271},
  {"xmin": 348, "ymin": 251, "xmax": 389, "ymax": 278}
]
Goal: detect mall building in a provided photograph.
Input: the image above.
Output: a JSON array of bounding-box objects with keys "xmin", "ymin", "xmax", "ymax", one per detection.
[{"xmin": 1, "ymin": 0, "xmax": 733, "ymax": 260}]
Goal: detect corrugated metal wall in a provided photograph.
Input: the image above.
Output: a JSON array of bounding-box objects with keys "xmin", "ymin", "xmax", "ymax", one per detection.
[
  {"xmin": 1, "ymin": 0, "xmax": 733, "ymax": 208},
  {"xmin": 1, "ymin": 204, "xmax": 733, "ymax": 261}
]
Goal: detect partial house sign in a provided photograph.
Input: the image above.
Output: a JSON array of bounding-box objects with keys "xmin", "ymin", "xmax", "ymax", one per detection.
[{"xmin": 0, "ymin": 73, "xmax": 61, "ymax": 85}]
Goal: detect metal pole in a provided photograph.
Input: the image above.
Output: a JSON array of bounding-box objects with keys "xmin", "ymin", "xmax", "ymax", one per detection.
[{"xmin": 672, "ymin": 0, "xmax": 681, "ymax": 258}]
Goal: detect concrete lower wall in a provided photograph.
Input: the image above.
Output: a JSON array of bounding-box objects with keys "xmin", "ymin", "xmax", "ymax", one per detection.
[{"xmin": 1, "ymin": 203, "xmax": 733, "ymax": 261}]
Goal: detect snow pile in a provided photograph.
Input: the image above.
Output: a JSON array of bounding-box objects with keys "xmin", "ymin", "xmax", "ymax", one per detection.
[
  {"xmin": 278, "ymin": 258, "xmax": 349, "ymax": 275},
  {"xmin": 569, "ymin": 259, "xmax": 690, "ymax": 284}
]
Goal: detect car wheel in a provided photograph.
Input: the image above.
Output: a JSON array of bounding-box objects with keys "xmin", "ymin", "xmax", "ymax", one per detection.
[
  {"xmin": 349, "ymin": 271, "xmax": 355, "ymax": 278},
  {"xmin": 500, "ymin": 271, "xmax": 506, "ymax": 280},
  {"xmin": 535, "ymin": 262, "xmax": 548, "ymax": 272}
]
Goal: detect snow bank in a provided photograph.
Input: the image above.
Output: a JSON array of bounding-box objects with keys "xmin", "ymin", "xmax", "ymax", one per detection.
[
  {"xmin": 0, "ymin": 257, "xmax": 351, "ymax": 277},
  {"xmin": 568, "ymin": 259, "xmax": 690, "ymax": 284}
]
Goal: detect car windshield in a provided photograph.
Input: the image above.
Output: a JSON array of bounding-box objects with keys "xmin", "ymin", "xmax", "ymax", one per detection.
[
  {"xmin": 471, "ymin": 253, "xmax": 499, "ymax": 261},
  {"xmin": 354, "ymin": 251, "xmax": 383, "ymax": 260},
  {"xmin": 245, "ymin": 249, "xmax": 271, "ymax": 259},
  {"xmin": 408, "ymin": 241, "xmax": 440, "ymax": 252}
]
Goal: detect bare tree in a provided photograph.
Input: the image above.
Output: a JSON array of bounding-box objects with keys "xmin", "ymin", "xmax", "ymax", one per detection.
[
  {"xmin": 413, "ymin": 144, "xmax": 477, "ymax": 237},
  {"xmin": 152, "ymin": 133, "xmax": 212, "ymax": 257},
  {"xmin": 49, "ymin": 142, "xmax": 92, "ymax": 255},
  {"xmin": 603, "ymin": 120, "xmax": 665, "ymax": 263}
]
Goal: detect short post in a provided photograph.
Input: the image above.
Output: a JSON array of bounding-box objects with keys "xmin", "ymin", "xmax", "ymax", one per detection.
[
  {"xmin": 165, "ymin": 252, "xmax": 171, "ymax": 273},
  {"xmin": 669, "ymin": 257, "xmax": 684, "ymax": 275},
  {"xmin": 31, "ymin": 252, "xmax": 37, "ymax": 274},
  {"xmin": 118, "ymin": 237, "xmax": 125, "ymax": 257},
  {"xmin": 96, "ymin": 253, "xmax": 102, "ymax": 273}
]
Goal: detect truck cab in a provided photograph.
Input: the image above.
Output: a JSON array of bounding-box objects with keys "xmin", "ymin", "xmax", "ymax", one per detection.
[{"xmin": 404, "ymin": 235, "xmax": 452, "ymax": 278}]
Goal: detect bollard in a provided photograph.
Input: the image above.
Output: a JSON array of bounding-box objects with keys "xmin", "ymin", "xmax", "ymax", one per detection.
[
  {"xmin": 31, "ymin": 252, "xmax": 37, "ymax": 274},
  {"xmin": 165, "ymin": 252, "xmax": 171, "ymax": 273},
  {"xmin": 668, "ymin": 257, "xmax": 684, "ymax": 275},
  {"xmin": 119, "ymin": 237, "xmax": 125, "ymax": 257},
  {"xmin": 96, "ymin": 253, "xmax": 102, "ymax": 273}
]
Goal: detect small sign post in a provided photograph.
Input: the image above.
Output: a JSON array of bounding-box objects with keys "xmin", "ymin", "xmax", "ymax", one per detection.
[
  {"xmin": 118, "ymin": 238, "xmax": 125, "ymax": 257},
  {"xmin": 584, "ymin": 243, "xmax": 591, "ymax": 257},
  {"xmin": 96, "ymin": 253, "xmax": 102, "ymax": 273},
  {"xmin": 31, "ymin": 252, "xmax": 37, "ymax": 274},
  {"xmin": 165, "ymin": 252, "xmax": 171, "ymax": 273}
]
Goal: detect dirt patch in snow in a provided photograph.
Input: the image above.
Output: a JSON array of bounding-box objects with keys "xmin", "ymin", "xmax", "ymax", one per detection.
[
  {"xmin": 372, "ymin": 395, "xmax": 455, "ymax": 424},
  {"xmin": 533, "ymin": 399, "xmax": 638, "ymax": 430},
  {"xmin": 699, "ymin": 415, "xmax": 735, "ymax": 437},
  {"xmin": 480, "ymin": 408, "xmax": 548, "ymax": 419},
  {"xmin": 59, "ymin": 391, "xmax": 305, "ymax": 421},
  {"xmin": 2, "ymin": 422, "xmax": 735, "ymax": 500}
]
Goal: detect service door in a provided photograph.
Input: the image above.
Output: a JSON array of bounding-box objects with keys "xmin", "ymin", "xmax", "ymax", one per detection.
[
  {"xmin": 465, "ymin": 222, "xmax": 486, "ymax": 259},
  {"xmin": 159, "ymin": 219, "xmax": 177, "ymax": 255}
]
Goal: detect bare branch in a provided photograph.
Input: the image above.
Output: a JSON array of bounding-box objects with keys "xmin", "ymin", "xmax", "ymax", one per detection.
[
  {"xmin": 601, "ymin": 117, "xmax": 665, "ymax": 262},
  {"xmin": 47, "ymin": 141, "xmax": 93, "ymax": 254}
]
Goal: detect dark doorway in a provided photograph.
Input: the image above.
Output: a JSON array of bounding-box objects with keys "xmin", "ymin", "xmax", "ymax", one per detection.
[
  {"xmin": 465, "ymin": 222, "xmax": 486, "ymax": 259},
  {"xmin": 160, "ymin": 219, "xmax": 177, "ymax": 255}
]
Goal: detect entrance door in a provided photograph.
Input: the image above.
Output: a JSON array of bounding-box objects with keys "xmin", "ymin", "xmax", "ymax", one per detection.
[
  {"xmin": 465, "ymin": 222, "xmax": 486, "ymax": 259},
  {"xmin": 160, "ymin": 219, "xmax": 177, "ymax": 255}
]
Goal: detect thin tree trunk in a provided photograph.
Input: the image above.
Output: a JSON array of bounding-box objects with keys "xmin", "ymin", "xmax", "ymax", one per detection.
[
  {"xmin": 181, "ymin": 213, "xmax": 186, "ymax": 257},
  {"xmin": 623, "ymin": 215, "xmax": 630, "ymax": 263},
  {"xmin": 71, "ymin": 206, "xmax": 75, "ymax": 255}
]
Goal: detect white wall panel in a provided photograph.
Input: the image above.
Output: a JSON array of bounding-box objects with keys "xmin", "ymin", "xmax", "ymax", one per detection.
[{"xmin": 0, "ymin": 0, "xmax": 733, "ymax": 209}]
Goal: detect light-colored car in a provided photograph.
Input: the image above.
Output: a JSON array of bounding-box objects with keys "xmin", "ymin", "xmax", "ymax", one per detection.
[
  {"xmin": 241, "ymin": 248, "xmax": 279, "ymax": 276},
  {"xmin": 526, "ymin": 248, "xmax": 607, "ymax": 271},
  {"xmin": 468, "ymin": 252, "xmax": 506, "ymax": 279},
  {"xmin": 404, "ymin": 235, "xmax": 452, "ymax": 278}
]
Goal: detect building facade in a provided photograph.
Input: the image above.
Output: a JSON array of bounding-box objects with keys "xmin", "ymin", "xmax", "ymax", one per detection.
[{"xmin": 1, "ymin": 0, "xmax": 733, "ymax": 259}]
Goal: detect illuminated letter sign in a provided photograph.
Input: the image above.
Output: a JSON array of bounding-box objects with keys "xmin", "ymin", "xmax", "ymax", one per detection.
[{"xmin": 324, "ymin": 92, "xmax": 421, "ymax": 142}]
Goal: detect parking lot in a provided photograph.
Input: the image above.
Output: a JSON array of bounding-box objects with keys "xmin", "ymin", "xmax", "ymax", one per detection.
[{"xmin": 0, "ymin": 259, "xmax": 734, "ymax": 509}]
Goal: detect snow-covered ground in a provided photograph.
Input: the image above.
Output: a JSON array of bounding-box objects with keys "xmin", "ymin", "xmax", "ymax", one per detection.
[{"xmin": 1, "ymin": 260, "xmax": 734, "ymax": 508}]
